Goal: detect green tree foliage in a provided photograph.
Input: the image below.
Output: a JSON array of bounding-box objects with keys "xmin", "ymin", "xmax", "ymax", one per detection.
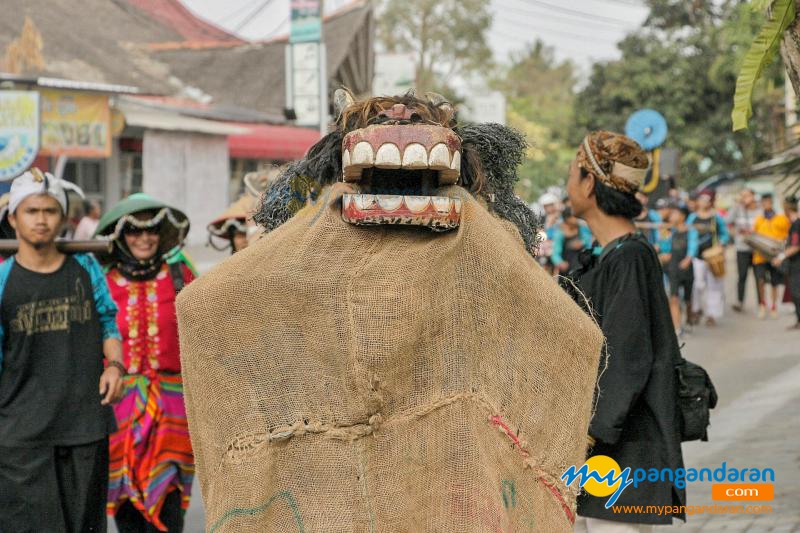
[
  {"xmin": 493, "ymin": 41, "xmax": 578, "ymax": 202},
  {"xmin": 575, "ymin": 0, "xmax": 783, "ymax": 188},
  {"xmin": 377, "ymin": 0, "xmax": 493, "ymax": 94},
  {"xmin": 644, "ymin": 0, "xmax": 719, "ymax": 29}
]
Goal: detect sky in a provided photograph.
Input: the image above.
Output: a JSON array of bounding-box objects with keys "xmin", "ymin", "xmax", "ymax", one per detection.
[{"xmin": 182, "ymin": 0, "xmax": 650, "ymax": 74}]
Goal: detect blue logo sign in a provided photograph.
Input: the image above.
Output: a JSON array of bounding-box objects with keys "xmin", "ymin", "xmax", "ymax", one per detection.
[{"xmin": 0, "ymin": 91, "xmax": 40, "ymax": 181}]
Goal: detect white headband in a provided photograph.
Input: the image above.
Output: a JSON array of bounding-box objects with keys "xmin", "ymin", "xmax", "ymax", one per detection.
[{"xmin": 9, "ymin": 169, "xmax": 84, "ymax": 214}]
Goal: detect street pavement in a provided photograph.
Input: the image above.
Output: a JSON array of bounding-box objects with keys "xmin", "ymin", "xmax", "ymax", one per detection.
[
  {"xmin": 663, "ymin": 257, "xmax": 800, "ymax": 532},
  {"xmin": 110, "ymin": 251, "xmax": 798, "ymax": 532}
]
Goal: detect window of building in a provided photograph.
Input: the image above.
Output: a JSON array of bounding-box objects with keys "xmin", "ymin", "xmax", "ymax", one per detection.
[
  {"xmin": 119, "ymin": 152, "xmax": 143, "ymax": 198},
  {"xmin": 63, "ymin": 159, "xmax": 105, "ymax": 208}
]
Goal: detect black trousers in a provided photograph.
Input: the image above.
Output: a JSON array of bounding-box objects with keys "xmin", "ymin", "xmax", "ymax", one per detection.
[
  {"xmin": 115, "ymin": 489, "xmax": 184, "ymax": 533},
  {"xmin": 0, "ymin": 438, "xmax": 108, "ymax": 533},
  {"xmin": 736, "ymin": 250, "xmax": 757, "ymax": 304},
  {"xmin": 789, "ymin": 264, "xmax": 800, "ymax": 321}
]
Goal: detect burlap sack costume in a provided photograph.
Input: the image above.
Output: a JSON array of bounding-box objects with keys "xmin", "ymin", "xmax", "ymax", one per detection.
[
  {"xmin": 177, "ymin": 93, "xmax": 602, "ymax": 532},
  {"xmin": 178, "ymin": 92, "xmax": 602, "ymax": 532}
]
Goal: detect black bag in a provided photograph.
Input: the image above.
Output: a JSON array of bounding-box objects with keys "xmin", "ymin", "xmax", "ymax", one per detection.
[
  {"xmin": 169, "ymin": 261, "xmax": 186, "ymax": 294},
  {"xmin": 675, "ymin": 358, "xmax": 718, "ymax": 442}
]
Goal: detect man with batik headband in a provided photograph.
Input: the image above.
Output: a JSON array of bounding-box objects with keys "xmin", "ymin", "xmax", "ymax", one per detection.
[
  {"xmin": 563, "ymin": 131, "xmax": 686, "ymax": 530},
  {"xmin": 94, "ymin": 193, "xmax": 195, "ymax": 532},
  {"xmin": 0, "ymin": 169, "xmax": 125, "ymax": 533}
]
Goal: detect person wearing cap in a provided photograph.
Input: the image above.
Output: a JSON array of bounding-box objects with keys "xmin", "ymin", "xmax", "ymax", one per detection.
[
  {"xmin": 563, "ymin": 131, "xmax": 685, "ymax": 528},
  {"xmin": 94, "ymin": 193, "xmax": 195, "ymax": 532},
  {"xmin": 654, "ymin": 197, "xmax": 672, "ymax": 224},
  {"xmin": 686, "ymin": 191, "xmax": 730, "ymax": 326},
  {"xmin": 753, "ymin": 192, "xmax": 791, "ymax": 319},
  {"xmin": 539, "ymin": 191, "xmax": 561, "ymax": 239},
  {"xmin": 538, "ymin": 192, "xmax": 562, "ymax": 275},
  {"xmin": 0, "ymin": 169, "xmax": 125, "ymax": 532}
]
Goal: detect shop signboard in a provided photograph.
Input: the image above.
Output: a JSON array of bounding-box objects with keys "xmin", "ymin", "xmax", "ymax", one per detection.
[
  {"xmin": 40, "ymin": 89, "xmax": 111, "ymax": 158},
  {"xmin": 0, "ymin": 90, "xmax": 40, "ymax": 181}
]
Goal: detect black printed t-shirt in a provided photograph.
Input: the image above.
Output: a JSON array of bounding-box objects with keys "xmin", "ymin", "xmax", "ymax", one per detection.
[{"xmin": 0, "ymin": 256, "xmax": 116, "ymax": 446}]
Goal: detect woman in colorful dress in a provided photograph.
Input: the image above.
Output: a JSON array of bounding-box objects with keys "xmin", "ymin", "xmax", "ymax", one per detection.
[{"xmin": 95, "ymin": 193, "xmax": 194, "ymax": 532}]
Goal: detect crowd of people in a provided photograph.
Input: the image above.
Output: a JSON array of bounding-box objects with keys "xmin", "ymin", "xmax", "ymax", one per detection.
[
  {"xmin": 0, "ymin": 122, "xmax": 796, "ymax": 532},
  {"xmin": 0, "ymin": 170, "xmax": 252, "ymax": 532},
  {"xmin": 537, "ymin": 184, "xmax": 800, "ymax": 335}
]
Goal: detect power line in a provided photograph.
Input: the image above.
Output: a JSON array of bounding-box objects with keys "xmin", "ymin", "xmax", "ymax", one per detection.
[
  {"xmin": 599, "ymin": 0, "xmax": 647, "ymax": 6},
  {"xmin": 259, "ymin": 14, "xmax": 290, "ymax": 40},
  {"xmin": 498, "ymin": 0, "xmax": 632, "ymax": 34},
  {"xmin": 494, "ymin": 13, "xmax": 625, "ymax": 44},
  {"xmin": 488, "ymin": 24, "xmax": 620, "ymax": 61},
  {"xmin": 518, "ymin": 0, "xmax": 641, "ymax": 26},
  {"xmin": 502, "ymin": 0, "xmax": 632, "ymax": 28},
  {"xmin": 220, "ymin": 0, "xmax": 263, "ymax": 25},
  {"xmin": 234, "ymin": 0, "xmax": 277, "ymax": 33}
]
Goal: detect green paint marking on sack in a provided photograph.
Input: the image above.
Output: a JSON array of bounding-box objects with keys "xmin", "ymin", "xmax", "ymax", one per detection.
[
  {"xmin": 210, "ymin": 491, "xmax": 305, "ymax": 533},
  {"xmin": 501, "ymin": 479, "xmax": 517, "ymax": 509}
]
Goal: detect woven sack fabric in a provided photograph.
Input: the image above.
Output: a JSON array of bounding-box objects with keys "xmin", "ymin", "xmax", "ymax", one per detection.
[{"xmin": 177, "ymin": 184, "xmax": 603, "ymax": 532}]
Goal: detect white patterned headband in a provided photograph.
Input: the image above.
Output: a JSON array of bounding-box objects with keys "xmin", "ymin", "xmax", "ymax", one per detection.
[{"xmin": 582, "ymin": 136, "xmax": 650, "ymax": 192}]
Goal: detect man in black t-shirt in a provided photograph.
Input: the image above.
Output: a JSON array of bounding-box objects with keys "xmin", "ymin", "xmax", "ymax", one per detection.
[{"xmin": 0, "ymin": 170, "xmax": 125, "ymax": 533}]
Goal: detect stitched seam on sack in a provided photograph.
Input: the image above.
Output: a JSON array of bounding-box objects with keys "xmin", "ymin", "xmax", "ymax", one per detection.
[{"xmin": 214, "ymin": 392, "xmax": 576, "ymax": 519}]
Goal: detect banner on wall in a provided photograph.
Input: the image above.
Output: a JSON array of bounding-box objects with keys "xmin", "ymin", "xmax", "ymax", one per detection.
[
  {"xmin": 0, "ymin": 91, "xmax": 40, "ymax": 181},
  {"xmin": 40, "ymin": 89, "xmax": 111, "ymax": 158}
]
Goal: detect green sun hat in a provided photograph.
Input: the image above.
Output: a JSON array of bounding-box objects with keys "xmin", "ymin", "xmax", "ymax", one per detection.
[{"xmin": 95, "ymin": 193, "xmax": 190, "ymax": 261}]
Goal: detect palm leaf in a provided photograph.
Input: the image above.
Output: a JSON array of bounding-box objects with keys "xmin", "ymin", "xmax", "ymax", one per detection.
[
  {"xmin": 732, "ymin": 0, "xmax": 795, "ymax": 131},
  {"xmin": 751, "ymin": 0, "xmax": 774, "ymax": 12}
]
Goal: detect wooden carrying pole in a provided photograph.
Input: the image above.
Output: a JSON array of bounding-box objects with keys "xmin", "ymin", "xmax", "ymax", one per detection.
[{"xmin": 0, "ymin": 239, "xmax": 112, "ymax": 254}]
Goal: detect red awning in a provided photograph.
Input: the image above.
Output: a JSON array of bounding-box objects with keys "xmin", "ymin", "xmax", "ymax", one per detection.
[{"xmin": 228, "ymin": 123, "xmax": 321, "ymax": 161}]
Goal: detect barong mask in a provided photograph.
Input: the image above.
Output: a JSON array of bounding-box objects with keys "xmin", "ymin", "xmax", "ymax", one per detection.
[
  {"xmin": 255, "ymin": 91, "xmax": 541, "ymax": 253},
  {"xmin": 339, "ymin": 92, "xmax": 462, "ymax": 231}
]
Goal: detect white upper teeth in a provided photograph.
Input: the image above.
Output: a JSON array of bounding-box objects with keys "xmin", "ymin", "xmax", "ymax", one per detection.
[
  {"xmin": 342, "ymin": 141, "xmax": 462, "ymax": 182},
  {"xmin": 450, "ymin": 151, "xmax": 461, "ymax": 172},
  {"xmin": 352, "ymin": 142, "xmax": 374, "ymax": 166},
  {"xmin": 401, "ymin": 143, "xmax": 428, "ymax": 169},
  {"xmin": 375, "ymin": 144, "xmax": 402, "ymax": 168},
  {"xmin": 439, "ymin": 150, "xmax": 461, "ymax": 184},
  {"xmin": 428, "ymin": 143, "xmax": 450, "ymax": 169}
]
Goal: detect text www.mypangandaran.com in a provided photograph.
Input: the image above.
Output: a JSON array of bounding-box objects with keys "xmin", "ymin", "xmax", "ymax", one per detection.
[{"xmin": 611, "ymin": 504, "xmax": 773, "ymax": 516}]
